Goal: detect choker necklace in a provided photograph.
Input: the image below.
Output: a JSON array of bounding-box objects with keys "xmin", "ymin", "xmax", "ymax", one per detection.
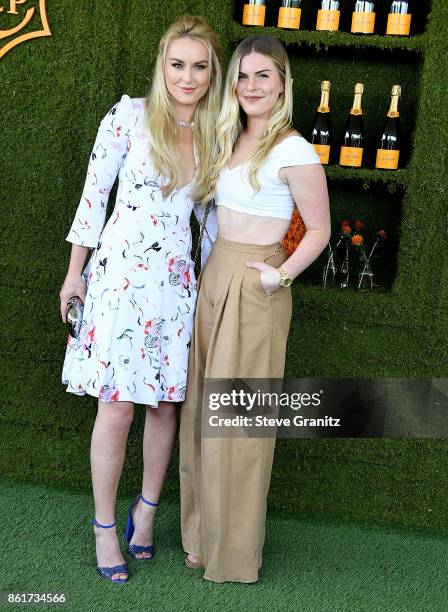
[{"xmin": 177, "ymin": 120, "xmax": 194, "ymax": 128}]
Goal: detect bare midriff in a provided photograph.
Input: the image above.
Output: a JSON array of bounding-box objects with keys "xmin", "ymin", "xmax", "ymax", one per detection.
[{"xmin": 217, "ymin": 206, "xmax": 290, "ymax": 245}]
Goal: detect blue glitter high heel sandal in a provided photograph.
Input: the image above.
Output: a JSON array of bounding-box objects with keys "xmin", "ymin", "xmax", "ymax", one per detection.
[
  {"xmin": 124, "ymin": 494, "xmax": 158, "ymax": 560},
  {"xmin": 91, "ymin": 518, "xmax": 129, "ymax": 583}
]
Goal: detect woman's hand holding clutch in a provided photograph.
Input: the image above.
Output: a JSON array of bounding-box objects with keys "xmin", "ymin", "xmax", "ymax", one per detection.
[{"xmin": 60, "ymin": 273, "xmax": 86, "ymax": 323}]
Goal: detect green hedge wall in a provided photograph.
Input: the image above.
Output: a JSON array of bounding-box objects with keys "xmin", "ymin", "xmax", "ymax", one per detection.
[{"xmin": 1, "ymin": 0, "xmax": 447, "ymax": 530}]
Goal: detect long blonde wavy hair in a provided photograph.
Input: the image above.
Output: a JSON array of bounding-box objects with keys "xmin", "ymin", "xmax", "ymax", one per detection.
[
  {"xmin": 145, "ymin": 16, "xmax": 222, "ymax": 203},
  {"xmin": 211, "ymin": 35, "xmax": 293, "ymax": 195}
]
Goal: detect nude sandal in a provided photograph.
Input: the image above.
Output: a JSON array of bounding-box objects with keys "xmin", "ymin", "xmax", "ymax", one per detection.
[{"xmin": 184, "ymin": 553, "xmax": 202, "ymax": 569}]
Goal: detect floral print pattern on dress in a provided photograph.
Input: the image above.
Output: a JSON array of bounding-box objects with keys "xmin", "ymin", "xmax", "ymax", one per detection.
[{"xmin": 62, "ymin": 95, "xmax": 197, "ymax": 405}]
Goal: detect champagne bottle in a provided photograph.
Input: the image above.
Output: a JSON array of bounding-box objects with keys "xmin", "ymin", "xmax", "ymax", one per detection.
[
  {"xmin": 386, "ymin": 1, "xmax": 412, "ymax": 36},
  {"xmin": 310, "ymin": 81, "xmax": 332, "ymax": 165},
  {"xmin": 375, "ymin": 85, "xmax": 401, "ymax": 170},
  {"xmin": 242, "ymin": 0, "xmax": 266, "ymax": 26},
  {"xmin": 278, "ymin": 0, "xmax": 302, "ymax": 30},
  {"xmin": 316, "ymin": 0, "xmax": 340, "ymax": 32},
  {"xmin": 351, "ymin": 1, "xmax": 376, "ymax": 34},
  {"xmin": 339, "ymin": 83, "xmax": 365, "ymax": 168}
]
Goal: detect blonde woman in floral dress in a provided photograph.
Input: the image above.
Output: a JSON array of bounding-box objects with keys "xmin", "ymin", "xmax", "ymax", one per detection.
[{"xmin": 59, "ymin": 16, "xmax": 221, "ymax": 583}]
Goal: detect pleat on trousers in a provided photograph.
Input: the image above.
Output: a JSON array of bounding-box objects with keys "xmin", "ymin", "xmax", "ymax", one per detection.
[{"xmin": 179, "ymin": 235, "xmax": 292, "ymax": 583}]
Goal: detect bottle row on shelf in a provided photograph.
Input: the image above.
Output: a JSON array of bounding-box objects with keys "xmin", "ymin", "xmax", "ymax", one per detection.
[
  {"xmin": 310, "ymin": 81, "xmax": 402, "ymax": 170},
  {"xmin": 242, "ymin": 1, "xmax": 413, "ymax": 36}
]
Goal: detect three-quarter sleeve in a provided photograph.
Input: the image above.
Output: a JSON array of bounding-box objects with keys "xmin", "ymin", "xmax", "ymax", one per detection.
[{"xmin": 66, "ymin": 94, "xmax": 135, "ymax": 248}]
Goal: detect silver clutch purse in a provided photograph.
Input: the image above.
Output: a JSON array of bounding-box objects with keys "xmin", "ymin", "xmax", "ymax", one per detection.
[{"xmin": 66, "ymin": 295, "xmax": 84, "ymax": 339}]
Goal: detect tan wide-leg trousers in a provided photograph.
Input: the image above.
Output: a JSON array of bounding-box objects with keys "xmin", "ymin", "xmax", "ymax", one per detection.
[{"xmin": 179, "ymin": 236, "xmax": 292, "ymax": 583}]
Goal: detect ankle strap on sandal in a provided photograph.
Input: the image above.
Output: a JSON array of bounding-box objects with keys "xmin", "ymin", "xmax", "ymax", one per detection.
[
  {"xmin": 92, "ymin": 518, "xmax": 116, "ymax": 529},
  {"xmin": 140, "ymin": 494, "xmax": 158, "ymax": 507}
]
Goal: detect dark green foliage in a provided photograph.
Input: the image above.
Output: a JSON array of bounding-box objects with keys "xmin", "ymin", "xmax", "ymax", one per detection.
[{"xmin": 1, "ymin": 0, "xmax": 447, "ymax": 528}]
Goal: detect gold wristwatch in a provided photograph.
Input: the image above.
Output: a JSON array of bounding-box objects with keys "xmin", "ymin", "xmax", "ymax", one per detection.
[{"xmin": 277, "ymin": 266, "xmax": 293, "ymax": 288}]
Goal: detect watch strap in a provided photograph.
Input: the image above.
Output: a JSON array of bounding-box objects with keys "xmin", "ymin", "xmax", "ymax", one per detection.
[{"xmin": 277, "ymin": 266, "xmax": 293, "ymax": 287}]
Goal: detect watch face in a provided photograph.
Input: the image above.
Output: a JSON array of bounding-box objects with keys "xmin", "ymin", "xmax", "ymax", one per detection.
[{"xmin": 279, "ymin": 276, "xmax": 293, "ymax": 287}]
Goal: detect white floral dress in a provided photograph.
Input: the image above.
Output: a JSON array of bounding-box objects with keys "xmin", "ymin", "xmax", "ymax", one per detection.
[{"xmin": 62, "ymin": 94, "xmax": 212, "ymax": 405}]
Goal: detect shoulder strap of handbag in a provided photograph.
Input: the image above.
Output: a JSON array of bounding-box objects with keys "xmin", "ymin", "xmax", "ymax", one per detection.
[{"xmin": 193, "ymin": 198, "xmax": 214, "ymax": 268}]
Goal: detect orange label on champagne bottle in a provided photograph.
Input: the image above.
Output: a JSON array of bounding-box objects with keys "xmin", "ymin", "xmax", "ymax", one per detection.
[
  {"xmin": 313, "ymin": 144, "xmax": 330, "ymax": 165},
  {"xmin": 351, "ymin": 12, "xmax": 375, "ymax": 33},
  {"xmin": 278, "ymin": 7, "xmax": 301, "ymax": 29},
  {"xmin": 386, "ymin": 13, "xmax": 411, "ymax": 35},
  {"xmin": 316, "ymin": 9, "xmax": 340, "ymax": 31},
  {"xmin": 375, "ymin": 149, "xmax": 400, "ymax": 170},
  {"xmin": 339, "ymin": 146, "xmax": 363, "ymax": 167},
  {"xmin": 243, "ymin": 5, "xmax": 266, "ymax": 26}
]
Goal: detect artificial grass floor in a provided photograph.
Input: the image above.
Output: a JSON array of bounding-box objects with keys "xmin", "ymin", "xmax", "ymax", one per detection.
[{"xmin": 1, "ymin": 480, "xmax": 447, "ymax": 612}]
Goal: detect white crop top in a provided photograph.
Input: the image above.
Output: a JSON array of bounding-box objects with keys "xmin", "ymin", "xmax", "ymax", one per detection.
[{"xmin": 215, "ymin": 135, "xmax": 321, "ymax": 220}]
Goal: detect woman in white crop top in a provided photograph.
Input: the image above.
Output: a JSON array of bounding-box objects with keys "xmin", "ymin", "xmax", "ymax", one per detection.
[{"xmin": 180, "ymin": 34, "xmax": 330, "ymax": 583}]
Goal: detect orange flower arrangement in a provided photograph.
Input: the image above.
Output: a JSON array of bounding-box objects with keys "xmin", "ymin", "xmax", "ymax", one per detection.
[
  {"xmin": 351, "ymin": 234, "xmax": 364, "ymax": 246},
  {"xmin": 282, "ymin": 208, "xmax": 306, "ymax": 255},
  {"xmin": 322, "ymin": 219, "xmax": 389, "ymax": 291}
]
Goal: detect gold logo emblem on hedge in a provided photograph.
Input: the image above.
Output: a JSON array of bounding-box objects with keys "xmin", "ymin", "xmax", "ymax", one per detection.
[{"xmin": 0, "ymin": 0, "xmax": 51, "ymax": 60}]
